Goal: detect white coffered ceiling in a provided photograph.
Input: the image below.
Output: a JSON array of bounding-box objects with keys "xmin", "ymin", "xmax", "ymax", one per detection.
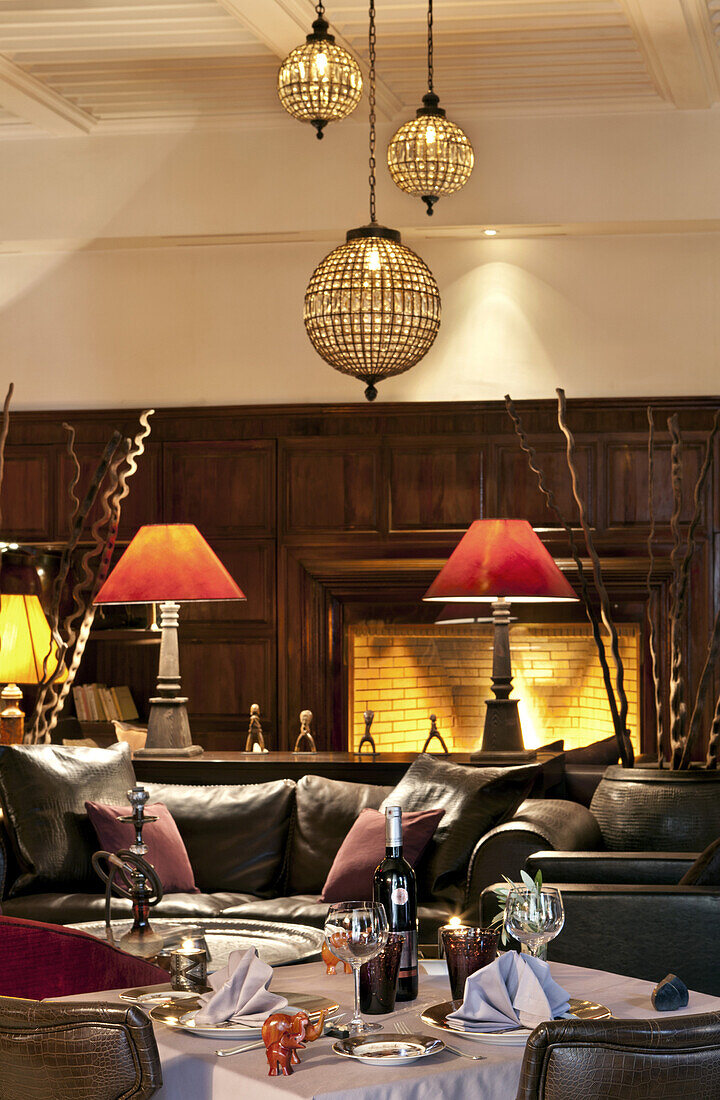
[{"xmin": 0, "ymin": 0, "xmax": 719, "ymax": 137}]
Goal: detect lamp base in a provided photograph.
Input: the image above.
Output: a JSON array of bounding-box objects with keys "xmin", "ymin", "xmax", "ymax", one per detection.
[
  {"xmin": 133, "ymin": 695, "xmax": 203, "ymax": 757},
  {"xmin": 0, "ymin": 684, "xmax": 24, "ymax": 746}
]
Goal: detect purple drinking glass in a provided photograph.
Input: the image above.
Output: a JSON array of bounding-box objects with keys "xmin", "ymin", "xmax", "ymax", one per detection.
[
  {"xmin": 359, "ymin": 932, "xmax": 404, "ymax": 1014},
  {"xmin": 441, "ymin": 926, "xmax": 499, "ymax": 1001}
]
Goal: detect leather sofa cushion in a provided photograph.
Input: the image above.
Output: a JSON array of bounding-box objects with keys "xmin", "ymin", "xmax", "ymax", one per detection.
[
  {"xmin": 680, "ymin": 837, "xmax": 720, "ymax": 886},
  {"xmin": 218, "ymin": 894, "xmax": 453, "ymax": 940},
  {"xmin": 286, "ymin": 775, "xmax": 393, "ymax": 896},
  {"xmin": 380, "ymin": 755, "xmax": 538, "ymax": 904},
  {"xmin": 0, "ymin": 744, "xmax": 136, "ymax": 897},
  {"xmin": 143, "ymin": 780, "xmax": 295, "ymax": 895},
  {"xmin": 0, "ymin": 891, "xmax": 241, "ymax": 924}
]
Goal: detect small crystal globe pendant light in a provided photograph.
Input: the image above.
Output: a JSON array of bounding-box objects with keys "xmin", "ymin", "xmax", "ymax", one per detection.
[
  {"xmin": 387, "ymin": 0, "xmax": 473, "ymax": 214},
  {"xmin": 303, "ymin": 0, "xmax": 441, "ymax": 401},
  {"xmin": 277, "ymin": 1, "xmax": 363, "ymax": 139}
]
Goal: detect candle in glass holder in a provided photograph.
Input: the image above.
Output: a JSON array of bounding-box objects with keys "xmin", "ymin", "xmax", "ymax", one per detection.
[
  {"xmin": 170, "ymin": 943, "xmax": 207, "ymax": 993},
  {"xmin": 437, "ymin": 916, "xmax": 467, "ymax": 959}
]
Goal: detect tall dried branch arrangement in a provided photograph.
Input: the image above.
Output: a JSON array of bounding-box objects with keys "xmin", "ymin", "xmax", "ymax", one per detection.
[
  {"xmin": 504, "ymin": 393, "xmax": 631, "ymax": 766},
  {"xmin": 645, "ymin": 409, "xmax": 664, "ymax": 764},
  {"xmin": 667, "ymin": 415, "xmax": 686, "ymax": 767},
  {"xmin": 28, "ymin": 410, "xmax": 154, "ymax": 743}
]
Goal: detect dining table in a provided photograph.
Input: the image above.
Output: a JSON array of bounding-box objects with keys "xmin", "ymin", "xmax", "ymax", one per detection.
[{"xmin": 61, "ymin": 957, "xmax": 720, "ymax": 1100}]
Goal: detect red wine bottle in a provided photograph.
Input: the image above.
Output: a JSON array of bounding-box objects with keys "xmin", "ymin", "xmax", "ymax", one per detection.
[{"xmin": 373, "ymin": 805, "xmax": 418, "ymax": 1001}]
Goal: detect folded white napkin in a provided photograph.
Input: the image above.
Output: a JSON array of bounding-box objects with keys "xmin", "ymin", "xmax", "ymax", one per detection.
[
  {"xmin": 447, "ymin": 952, "xmax": 570, "ymax": 1032},
  {"xmin": 193, "ymin": 948, "xmax": 288, "ymax": 1027}
]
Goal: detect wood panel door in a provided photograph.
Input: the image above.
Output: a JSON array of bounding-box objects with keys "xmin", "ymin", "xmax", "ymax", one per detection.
[
  {"xmin": 387, "ymin": 439, "xmax": 483, "ymax": 532},
  {"xmin": 2, "ymin": 447, "xmax": 56, "ymax": 541},
  {"xmin": 281, "ymin": 439, "xmax": 381, "ymax": 536},
  {"xmin": 164, "ymin": 441, "xmax": 275, "ymax": 538}
]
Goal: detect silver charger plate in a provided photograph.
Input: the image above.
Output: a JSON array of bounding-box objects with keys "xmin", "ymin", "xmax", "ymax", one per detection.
[
  {"xmin": 70, "ymin": 918, "xmax": 325, "ymax": 969},
  {"xmin": 151, "ymin": 991, "xmax": 340, "ymax": 1041},
  {"xmin": 422, "ymin": 997, "xmax": 612, "ymax": 1047},
  {"xmin": 120, "ymin": 986, "xmax": 198, "ymax": 1006},
  {"xmin": 333, "ymin": 1033, "xmax": 444, "ymax": 1066}
]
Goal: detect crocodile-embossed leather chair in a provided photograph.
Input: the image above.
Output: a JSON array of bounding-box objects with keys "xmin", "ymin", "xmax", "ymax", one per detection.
[
  {"xmin": 0, "ymin": 997, "xmax": 162, "ymax": 1099},
  {"xmin": 516, "ymin": 1012, "xmax": 720, "ymax": 1100}
]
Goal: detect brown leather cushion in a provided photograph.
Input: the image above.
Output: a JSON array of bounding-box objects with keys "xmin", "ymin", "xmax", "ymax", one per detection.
[
  {"xmin": 680, "ymin": 837, "xmax": 720, "ymax": 886},
  {"xmin": 144, "ymin": 780, "xmax": 295, "ymax": 895},
  {"xmin": 286, "ymin": 775, "xmax": 393, "ymax": 896},
  {"xmin": 380, "ymin": 755, "xmax": 538, "ymax": 903},
  {"xmin": 0, "ymin": 744, "xmax": 136, "ymax": 897}
]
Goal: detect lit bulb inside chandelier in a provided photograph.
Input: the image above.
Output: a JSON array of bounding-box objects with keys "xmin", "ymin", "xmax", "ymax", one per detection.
[
  {"xmin": 277, "ymin": 2, "xmax": 362, "ymax": 139},
  {"xmin": 303, "ymin": 0, "xmax": 441, "ymax": 401},
  {"xmin": 387, "ymin": 0, "xmax": 473, "ymax": 214}
]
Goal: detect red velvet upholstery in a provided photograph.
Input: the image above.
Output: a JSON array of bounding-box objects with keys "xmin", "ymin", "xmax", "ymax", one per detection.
[{"xmin": 0, "ymin": 915, "xmax": 167, "ymax": 999}]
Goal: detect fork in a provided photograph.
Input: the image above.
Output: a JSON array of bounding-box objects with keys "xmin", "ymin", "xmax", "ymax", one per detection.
[{"xmin": 392, "ymin": 1017, "xmax": 486, "ymax": 1061}]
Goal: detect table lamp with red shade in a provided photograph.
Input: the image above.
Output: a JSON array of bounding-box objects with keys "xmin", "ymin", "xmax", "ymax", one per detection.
[
  {"xmin": 424, "ymin": 519, "xmax": 577, "ymax": 761},
  {"xmin": 94, "ymin": 524, "xmax": 246, "ymax": 757}
]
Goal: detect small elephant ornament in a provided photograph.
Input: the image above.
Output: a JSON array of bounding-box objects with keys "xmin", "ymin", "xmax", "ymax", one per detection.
[
  {"xmin": 322, "ymin": 938, "xmax": 352, "ymax": 975},
  {"xmin": 262, "ymin": 1009, "xmax": 327, "ymax": 1076}
]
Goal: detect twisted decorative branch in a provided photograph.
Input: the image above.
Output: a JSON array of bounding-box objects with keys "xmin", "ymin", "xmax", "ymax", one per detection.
[
  {"xmin": 645, "ymin": 407, "xmax": 664, "ymax": 764},
  {"xmin": 680, "ymin": 602, "xmax": 720, "ymax": 768},
  {"xmin": 705, "ymin": 694, "xmax": 720, "ymax": 768},
  {"xmin": 667, "ymin": 415, "xmax": 686, "ymax": 767},
  {"xmin": 63, "ymin": 423, "xmax": 81, "ymax": 536},
  {"xmin": 504, "ymin": 393, "xmax": 623, "ymax": 750},
  {"xmin": 676, "ymin": 409, "xmax": 719, "ymax": 621},
  {"xmin": 556, "ymin": 388, "xmax": 633, "ymax": 766}
]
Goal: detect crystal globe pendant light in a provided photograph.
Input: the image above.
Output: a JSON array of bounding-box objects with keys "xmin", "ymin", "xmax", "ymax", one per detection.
[
  {"xmin": 303, "ymin": 0, "xmax": 441, "ymax": 401},
  {"xmin": 387, "ymin": 0, "xmax": 473, "ymax": 214},
  {"xmin": 277, "ymin": 1, "xmax": 363, "ymax": 139}
]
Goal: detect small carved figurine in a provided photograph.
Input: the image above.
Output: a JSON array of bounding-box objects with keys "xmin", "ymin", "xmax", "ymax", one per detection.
[
  {"xmin": 293, "ymin": 709, "xmax": 317, "ymax": 753},
  {"xmin": 262, "ymin": 1009, "xmax": 327, "ymax": 1076},
  {"xmin": 357, "ymin": 709, "xmax": 377, "ymax": 755},
  {"xmin": 421, "ymin": 713, "xmax": 450, "ymax": 754},
  {"xmin": 322, "ymin": 938, "xmax": 352, "ymax": 975},
  {"xmin": 245, "ymin": 703, "xmax": 266, "ymax": 752}
]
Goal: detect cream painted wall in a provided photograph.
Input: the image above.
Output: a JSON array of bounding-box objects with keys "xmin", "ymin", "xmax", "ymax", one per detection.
[
  {"xmin": 3, "ymin": 108, "xmax": 720, "ymax": 408},
  {"xmin": 3, "ymin": 233, "xmax": 720, "ymax": 409}
]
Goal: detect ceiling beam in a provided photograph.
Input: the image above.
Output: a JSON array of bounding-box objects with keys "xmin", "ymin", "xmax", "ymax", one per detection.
[
  {"xmin": 623, "ymin": 0, "xmax": 714, "ymax": 108},
  {"xmin": 215, "ymin": 0, "xmax": 403, "ymax": 118},
  {"xmin": 0, "ymin": 56, "xmax": 94, "ymax": 134}
]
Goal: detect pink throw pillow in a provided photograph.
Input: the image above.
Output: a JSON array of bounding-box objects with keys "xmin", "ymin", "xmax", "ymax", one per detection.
[
  {"xmin": 85, "ymin": 800, "xmax": 200, "ymax": 894},
  {"xmin": 320, "ymin": 807, "xmax": 444, "ymax": 903}
]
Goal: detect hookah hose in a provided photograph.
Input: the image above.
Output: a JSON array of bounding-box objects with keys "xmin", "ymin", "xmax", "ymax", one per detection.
[{"xmin": 91, "ymin": 849, "xmax": 164, "ymax": 938}]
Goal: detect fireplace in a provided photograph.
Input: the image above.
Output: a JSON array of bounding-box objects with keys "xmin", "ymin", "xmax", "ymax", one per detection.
[{"xmin": 348, "ymin": 621, "xmax": 640, "ymax": 755}]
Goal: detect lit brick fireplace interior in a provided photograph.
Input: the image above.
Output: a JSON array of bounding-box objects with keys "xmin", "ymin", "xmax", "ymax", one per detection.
[{"xmin": 349, "ymin": 623, "xmax": 640, "ymax": 755}]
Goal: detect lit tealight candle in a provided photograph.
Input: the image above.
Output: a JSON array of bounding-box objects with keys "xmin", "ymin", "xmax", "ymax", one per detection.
[{"xmin": 438, "ymin": 916, "xmax": 468, "ymax": 958}]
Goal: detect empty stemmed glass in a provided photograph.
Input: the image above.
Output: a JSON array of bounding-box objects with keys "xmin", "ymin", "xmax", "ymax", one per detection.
[
  {"xmin": 324, "ymin": 901, "xmax": 388, "ymax": 1034},
  {"xmin": 504, "ymin": 886, "xmax": 565, "ymax": 959}
]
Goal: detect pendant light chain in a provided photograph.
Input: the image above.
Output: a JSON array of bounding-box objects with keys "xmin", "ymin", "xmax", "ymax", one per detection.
[
  {"xmin": 368, "ymin": 0, "xmax": 377, "ymax": 224},
  {"xmin": 315, "ymin": 0, "xmax": 325, "ymax": 16},
  {"xmin": 427, "ymin": 0, "xmax": 434, "ymax": 93}
]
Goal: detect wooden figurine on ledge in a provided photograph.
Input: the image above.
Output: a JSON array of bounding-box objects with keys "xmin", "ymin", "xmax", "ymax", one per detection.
[
  {"xmin": 245, "ymin": 702, "xmax": 267, "ymax": 752},
  {"xmin": 322, "ymin": 938, "xmax": 352, "ymax": 975},
  {"xmin": 293, "ymin": 709, "xmax": 317, "ymax": 753},
  {"xmin": 262, "ymin": 1009, "xmax": 327, "ymax": 1076}
]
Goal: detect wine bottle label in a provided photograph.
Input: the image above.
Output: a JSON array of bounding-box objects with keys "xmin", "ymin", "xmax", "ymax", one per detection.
[
  {"xmin": 398, "ymin": 930, "xmax": 418, "ymax": 979},
  {"xmin": 391, "ymin": 886, "xmax": 409, "ymax": 906}
]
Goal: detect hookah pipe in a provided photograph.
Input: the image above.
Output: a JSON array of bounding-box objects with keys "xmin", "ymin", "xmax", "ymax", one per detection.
[{"xmin": 91, "ymin": 785, "xmax": 164, "ymax": 957}]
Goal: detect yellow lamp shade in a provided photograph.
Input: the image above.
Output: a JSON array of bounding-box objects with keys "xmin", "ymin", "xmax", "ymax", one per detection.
[{"xmin": 0, "ymin": 594, "xmax": 65, "ymax": 685}]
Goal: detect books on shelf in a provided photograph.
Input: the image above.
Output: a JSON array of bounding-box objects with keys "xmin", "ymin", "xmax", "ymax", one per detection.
[{"xmin": 72, "ymin": 683, "xmax": 139, "ymax": 723}]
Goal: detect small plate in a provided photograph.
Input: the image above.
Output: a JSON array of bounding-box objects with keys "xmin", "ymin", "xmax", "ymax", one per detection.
[
  {"xmin": 120, "ymin": 986, "xmax": 199, "ymax": 1007},
  {"xmin": 151, "ymin": 991, "xmax": 340, "ymax": 1041},
  {"xmin": 332, "ymin": 1033, "xmax": 444, "ymax": 1066},
  {"xmin": 422, "ymin": 997, "xmax": 611, "ymax": 1047}
]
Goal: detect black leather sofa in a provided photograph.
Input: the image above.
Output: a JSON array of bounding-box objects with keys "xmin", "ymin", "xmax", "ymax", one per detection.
[
  {"xmin": 481, "ymin": 849, "xmax": 720, "ymax": 996},
  {"xmin": 0, "ymin": 749, "xmax": 601, "ymax": 941}
]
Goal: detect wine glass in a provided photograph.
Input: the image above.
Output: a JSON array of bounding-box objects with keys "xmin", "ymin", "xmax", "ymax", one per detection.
[
  {"xmin": 504, "ymin": 886, "xmax": 565, "ymax": 959},
  {"xmin": 324, "ymin": 901, "xmax": 388, "ymax": 1034}
]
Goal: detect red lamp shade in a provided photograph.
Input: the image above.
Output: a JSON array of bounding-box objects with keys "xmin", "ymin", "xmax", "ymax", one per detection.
[
  {"xmin": 94, "ymin": 524, "xmax": 246, "ymax": 605},
  {"xmin": 423, "ymin": 519, "xmax": 577, "ymax": 603}
]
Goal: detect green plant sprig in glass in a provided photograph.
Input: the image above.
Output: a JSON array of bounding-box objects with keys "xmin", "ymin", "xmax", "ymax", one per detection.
[{"xmin": 488, "ymin": 868, "xmax": 543, "ymax": 946}]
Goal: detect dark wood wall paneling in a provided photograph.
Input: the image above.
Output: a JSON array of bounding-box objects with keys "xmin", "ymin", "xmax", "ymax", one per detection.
[{"xmin": 6, "ymin": 398, "xmax": 720, "ymax": 758}]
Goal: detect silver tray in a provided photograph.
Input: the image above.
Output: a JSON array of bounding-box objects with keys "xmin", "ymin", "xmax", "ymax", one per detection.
[{"xmin": 70, "ymin": 918, "xmax": 325, "ymax": 969}]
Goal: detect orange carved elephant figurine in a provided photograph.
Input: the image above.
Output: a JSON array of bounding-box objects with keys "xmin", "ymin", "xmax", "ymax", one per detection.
[
  {"xmin": 322, "ymin": 937, "xmax": 352, "ymax": 975},
  {"xmin": 261, "ymin": 1009, "xmax": 327, "ymax": 1076}
]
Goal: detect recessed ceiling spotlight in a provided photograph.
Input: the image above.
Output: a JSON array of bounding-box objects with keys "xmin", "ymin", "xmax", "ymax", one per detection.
[{"xmin": 483, "ymin": 229, "xmax": 497, "ymax": 236}]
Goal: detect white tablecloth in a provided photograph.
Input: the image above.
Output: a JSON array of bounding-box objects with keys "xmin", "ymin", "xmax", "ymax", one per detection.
[{"xmin": 65, "ymin": 959, "xmax": 720, "ymax": 1100}]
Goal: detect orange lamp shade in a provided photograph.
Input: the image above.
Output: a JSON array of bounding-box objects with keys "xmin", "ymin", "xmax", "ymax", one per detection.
[
  {"xmin": 0, "ymin": 594, "xmax": 66, "ymax": 685},
  {"xmin": 94, "ymin": 524, "xmax": 246, "ymax": 605},
  {"xmin": 424, "ymin": 519, "xmax": 577, "ymax": 603}
]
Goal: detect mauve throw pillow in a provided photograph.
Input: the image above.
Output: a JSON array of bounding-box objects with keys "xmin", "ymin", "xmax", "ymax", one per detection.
[
  {"xmin": 320, "ymin": 807, "xmax": 444, "ymax": 902},
  {"xmin": 85, "ymin": 800, "xmax": 200, "ymax": 894}
]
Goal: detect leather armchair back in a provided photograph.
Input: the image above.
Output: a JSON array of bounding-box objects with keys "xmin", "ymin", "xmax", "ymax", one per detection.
[
  {"xmin": 0, "ymin": 997, "xmax": 162, "ymax": 1099},
  {"xmin": 517, "ymin": 1012, "xmax": 720, "ymax": 1100}
]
